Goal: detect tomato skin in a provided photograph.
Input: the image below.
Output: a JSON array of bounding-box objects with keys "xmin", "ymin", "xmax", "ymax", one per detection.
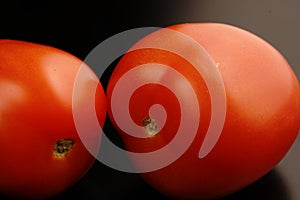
[
  {"xmin": 0, "ymin": 40, "xmax": 106, "ymax": 199},
  {"xmin": 106, "ymin": 23, "xmax": 300, "ymax": 199}
]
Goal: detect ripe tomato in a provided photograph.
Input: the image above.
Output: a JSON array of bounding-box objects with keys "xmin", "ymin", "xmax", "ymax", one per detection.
[
  {"xmin": 0, "ymin": 40, "xmax": 106, "ymax": 199},
  {"xmin": 106, "ymin": 23, "xmax": 300, "ymax": 199}
]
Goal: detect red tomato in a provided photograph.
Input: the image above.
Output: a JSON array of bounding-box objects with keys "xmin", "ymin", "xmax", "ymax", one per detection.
[
  {"xmin": 0, "ymin": 40, "xmax": 106, "ymax": 199},
  {"xmin": 106, "ymin": 23, "xmax": 300, "ymax": 199}
]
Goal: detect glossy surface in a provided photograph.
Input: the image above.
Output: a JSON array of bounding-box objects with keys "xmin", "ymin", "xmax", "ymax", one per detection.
[
  {"xmin": 106, "ymin": 23, "xmax": 300, "ymax": 199},
  {"xmin": 0, "ymin": 40, "xmax": 106, "ymax": 199},
  {"xmin": 1, "ymin": 0, "xmax": 299, "ymax": 199}
]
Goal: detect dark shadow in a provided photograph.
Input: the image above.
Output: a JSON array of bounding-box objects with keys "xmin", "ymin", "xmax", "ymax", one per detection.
[
  {"xmin": 53, "ymin": 160, "xmax": 171, "ymax": 200},
  {"xmin": 0, "ymin": 167, "xmax": 290, "ymax": 200},
  {"xmin": 53, "ymin": 166, "xmax": 290, "ymax": 200},
  {"xmin": 221, "ymin": 168, "xmax": 290, "ymax": 200}
]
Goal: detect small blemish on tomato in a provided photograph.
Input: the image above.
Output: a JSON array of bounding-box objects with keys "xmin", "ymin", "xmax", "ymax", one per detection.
[
  {"xmin": 53, "ymin": 138, "xmax": 75, "ymax": 159},
  {"xmin": 142, "ymin": 116, "xmax": 159, "ymax": 137}
]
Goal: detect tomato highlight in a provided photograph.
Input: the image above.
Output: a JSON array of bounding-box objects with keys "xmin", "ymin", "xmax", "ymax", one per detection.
[
  {"xmin": 0, "ymin": 40, "xmax": 106, "ymax": 199},
  {"xmin": 106, "ymin": 23, "xmax": 300, "ymax": 199}
]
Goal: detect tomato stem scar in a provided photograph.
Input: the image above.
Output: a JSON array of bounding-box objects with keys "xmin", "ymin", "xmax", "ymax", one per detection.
[
  {"xmin": 53, "ymin": 139, "xmax": 75, "ymax": 159},
  {"xmin": 142, "ymin": 116, "xmax": 159, "ymax": 137}
]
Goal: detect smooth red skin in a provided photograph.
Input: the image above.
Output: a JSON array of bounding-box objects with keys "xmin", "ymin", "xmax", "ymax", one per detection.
[
  {"xmin": 0, "ymin": 40, "xmax": 106, "ymax": 199},
  {"xmin": 107, "ymin": 23, "xmax": 300, "ymax": 199}
]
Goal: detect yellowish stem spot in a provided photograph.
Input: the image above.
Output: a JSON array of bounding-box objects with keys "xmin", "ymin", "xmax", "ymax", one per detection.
[
  {"xmin": 53, "ymin": 138, "xmax": 75, "ymax": 159},
  {"xmin": 142, "ymin": 116, "xmax": 159, "ymax": 137}
]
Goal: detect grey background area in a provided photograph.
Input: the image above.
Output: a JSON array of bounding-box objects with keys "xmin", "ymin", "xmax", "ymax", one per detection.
[{"xmin": 0, "ymin": 0, "xmax": 299, "ymax": 199}]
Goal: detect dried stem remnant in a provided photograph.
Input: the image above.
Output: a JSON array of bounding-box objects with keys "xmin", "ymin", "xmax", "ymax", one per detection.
[{"xmin": 53, "ymin": 138, "xmax": 75, "ymax": 158}]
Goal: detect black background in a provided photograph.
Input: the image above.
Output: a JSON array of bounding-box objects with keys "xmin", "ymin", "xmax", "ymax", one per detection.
[{"xmin": 0, "ymin": 0, "xmax": 299, "ymax": 199}]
